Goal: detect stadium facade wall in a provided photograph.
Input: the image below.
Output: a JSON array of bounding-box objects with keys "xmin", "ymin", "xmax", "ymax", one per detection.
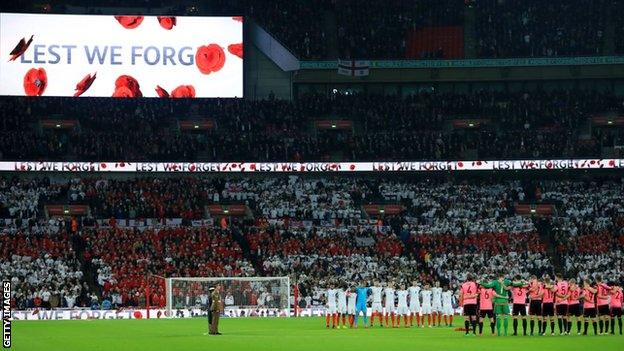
[{"xmin": 244, "ymin": 30, "xmax": 293, "ymax": 100}]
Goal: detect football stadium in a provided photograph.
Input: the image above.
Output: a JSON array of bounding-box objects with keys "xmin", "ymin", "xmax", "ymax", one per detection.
[{"xmin": 1, "ymin": 1, "xmax": 624, "ymax": 350}]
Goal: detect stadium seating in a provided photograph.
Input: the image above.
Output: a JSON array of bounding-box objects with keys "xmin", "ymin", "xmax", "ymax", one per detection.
[
  {"xmin": 81, "ymin": 226, "xmax": 254, "ymax": 307},
  {"xmin": 1, "ymin": 90, "xmax": 621, "ymax": 162},
  {"xmin": 10, "ymin": 0, "xmax": 619, "ymax": 60},
  {"xmin": 0, "ymin": 177, "xmax": 61, "ymax": 219},
  {"xmin": 0, "ymin": 224, "xmax": 90, "ymax": 309},
  {"xmin": 475, "ymin": 0, "xmax": 609, "ymax": 58},
  {"xmin": 2, "ymin": 175, "xmax": 621, "ymax": 308}
]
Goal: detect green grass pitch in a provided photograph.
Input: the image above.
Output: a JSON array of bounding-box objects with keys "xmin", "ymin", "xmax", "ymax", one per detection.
[{"xmin": 11, "ymin": 317, "xmax": 624, "ymax": 351}]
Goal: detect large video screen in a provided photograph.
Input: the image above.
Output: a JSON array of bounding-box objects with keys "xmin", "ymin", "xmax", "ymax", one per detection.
[{"xmin": 0, "ymin": 13, "xmax": 243, "ymax": 98}]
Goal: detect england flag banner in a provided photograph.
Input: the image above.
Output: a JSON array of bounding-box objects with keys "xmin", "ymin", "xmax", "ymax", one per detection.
[{"xmin": 337, "ymin": 59, "xmax": 370, "ymax": 76}]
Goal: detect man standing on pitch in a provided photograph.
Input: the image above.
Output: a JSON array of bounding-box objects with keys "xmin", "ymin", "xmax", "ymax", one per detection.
[
  {"xmin": 354, "ymin": 282, "xmax": 370, "ymax": 328},
  {"xmin": 479, "ymin": 273, "xmax": 512, "ymax": 336},
  {"xmin": 209, "ymin": 284, "xmax": 222, "ymax": 335},
  {"xmin": 206, "ymin": 287, "xmax": 214, "ymax": 334},
  {"xmin": 460, "ymin": 274, "xmax": 478, "ymax": 336}
]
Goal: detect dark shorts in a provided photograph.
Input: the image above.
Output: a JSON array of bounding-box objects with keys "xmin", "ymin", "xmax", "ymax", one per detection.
[
  {"xmin": 463, "ymin": 304, "xmax": 477, "ymax": 316},
  {"xmin": 555, "ymin": 304, "xmax": 568, "ymax": 316},
  {"xmin": 610, "ymin": 307, "xmax": 622, "ymax": 317},
  {"xmin": 529, "ymin": 300, "xmax": 542, "ymax": 316},
  {"xmin": 568, "ymin": 304, "xmax": 582, "ymax": 317},
  {"xmin": 480, "ymin": 309, "xmax": 494, "ymax": 319},
  {"xmin": 598, "ymin": 304, "xmax": 610, "ymax": 316},
  {"xmin": 512, "ymin": 304, "xmax": 527, "ymax": 316},
  {"xmin": 542, "ymin": 303, "xmax": 555, "ymax": 317},
  {"xmin": 583, "ymin": 307, "xmax": 597, "ymax": 318}
]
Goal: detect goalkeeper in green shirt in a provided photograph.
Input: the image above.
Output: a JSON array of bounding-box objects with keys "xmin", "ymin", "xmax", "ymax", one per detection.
[{"xmin": 478, "ymin": 273, "xmax": 525, "ymax": 336}]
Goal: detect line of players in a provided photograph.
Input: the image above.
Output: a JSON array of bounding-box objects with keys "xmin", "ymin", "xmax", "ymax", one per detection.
[
  {"xmin": 459, "ymin": 273, "xmax": 623, "ymax": 336},
  {"xmin": 324, "ymin": 273, "xmax": 623, "ymax": 337},
  {"xmin": 325, "ymin": 281, "xmax": 457, "ymax": 329}
]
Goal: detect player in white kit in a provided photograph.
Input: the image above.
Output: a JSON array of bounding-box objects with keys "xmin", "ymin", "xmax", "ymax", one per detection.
[
  {"xmin": 396, "ymin": 284, "xmax": 410, "ymax": 328},
  {"xmin": 432, "ymin": 281, "xmax": 443, "ymax": 327},
  {"xmin": 442, "ymin": 286, "xmax": 455, "ymax": 327},
  {"xmin": 369, "ymin": 281, "xmax": 384, "ymax": 327},
  {"xmin": 421, "ymin": 284, "xmax": 433, "ymax": 327},
  {"xmin": 408, "ymin": 281, "xmax": 422, "ymax": 327},
  {"xmin": 384, "ymin": 282, "xmax": 397, "ymax": 328},
  {"xmin": 326, "ymin": 284, "xmax": 338, "ymax": 328},
  {"xmin": 347, "ymin": 287, "xmax": 357, "ymax": 328},
  {"xmin": 337, "ymin": 286, "xmax": 348, "ymax": 329}
]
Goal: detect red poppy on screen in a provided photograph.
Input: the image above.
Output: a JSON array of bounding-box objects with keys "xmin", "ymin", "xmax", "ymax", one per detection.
[
  {"xmin": 171, "ymin": 85, "xmax": 195, "ymax": 98},
  {"xmin": 74, "ymin": 72, "xmax": 97, "ymax": 97},
  {"xmin": 112, "ymin": 86, "xmax": 134, "ymax": 97},
  {"xmin": 23, "ymin": 67, "xmax": 47, "ymax": 96},
  {"xmin": 155, "ymin": 85, "xmax": 169, "ymax": 98},
  {"xmin": 157, "ymin": 16, "xmax": 176, "ymax": 30},
  {"xmin": 9, "ymin": 35, "xmax": 34, "ymax": 61},
  {"xmin": 114, "ymin": 75, "xmax": 142, "ymax": 97},
  {"xmin": 195, "ymin": 44, "xmax": 226, "ymax": 74},
  {"xmin": 227, "ymin": 43, "xmax": 243, "ymax": 59},
  {"xmin": 232, "ymin": 16, "xmax": 243, "ymax": 22},
  {"xmin": 115, "ymin": 16, "xmax": 144, "ymax": 29}
]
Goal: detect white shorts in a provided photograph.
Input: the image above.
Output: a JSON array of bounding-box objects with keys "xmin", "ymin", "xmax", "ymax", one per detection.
[
  {"xmin": 432, "ymin": 302, "xmax": 442, "ymax": 312},
  {"xmin": 338, "ymin": 304, "xmax": 347, "ymax": 314},
  {"xmin": 385, "ymin": 304, "xmax": 396, "ymax": 313},
  {"xmin": 371, "ymin": 302, "xmax": 383, "ymax": 313},
  {"xmin": 327, "ymin": 305, "xmax": 337, "ymax": 314},
  {"xmin": 347, "ymin": 305, "xmax": 356, "ymax": 315},
  {"xmin": 442, "ymin": 305, "xmax": 454, "ymax": 315},
  {"xmin": 409, "ymin": 304, "xmax": 421, "ymax": 314},
  {"xmin": 397, "ymin": 305, "xmax": 409, "ymax": 315},
  {"xmin": 421, "ymin": 305, "xmax": 432, "ymax": 314}
]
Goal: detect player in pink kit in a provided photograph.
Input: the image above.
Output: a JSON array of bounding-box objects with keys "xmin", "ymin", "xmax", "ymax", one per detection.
[
  {"xmin": 478, "ymin": 284, "xmax": 495, "ymax": 335},
  {"xmin": 554, "ymin": 273, "xmax": 570, "ymax": 335},
  {"xmin": 460, "ymin": 274, "xmax": 479, "ymax": 336},
  {"xmin": 527, "ymin": 275, "xmax": 544, "ymax": 335},
  {"xmin": 510, "ymin": 275, "xmax": 528, "ymax": 336},
  {"xmin": 609, "ymin": 284, "xmax": 622, "ymax": 335},
  {"xmin": 581, "ymin": 279, "xmax": 598, "ymax": 335},
  {"xmin": 567, "ymin": 279, "xmax": 582, "ymax": 334},
  {"xmin": 595, "ymin": 275, "xmax": 611, "ymax": 335},
  {"xmin": 541, "ymin": 275, "xmax": 557, "ymax": 336}
]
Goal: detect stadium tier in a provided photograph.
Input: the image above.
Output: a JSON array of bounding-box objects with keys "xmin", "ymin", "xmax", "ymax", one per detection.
[
  {"xmin": 2, "ymin": 175, "xmax": 622, "ymax": 311},
  {"xmin": 4, "ymin": 0, "xmax": 620, "ymax": 59},
  {"xmin": 1, "ymin": 1, "xmax": 624, "ymax": 350},
  {"xmin": 1, "ymin": 90, "xmax": 622, "ymax": 162}
]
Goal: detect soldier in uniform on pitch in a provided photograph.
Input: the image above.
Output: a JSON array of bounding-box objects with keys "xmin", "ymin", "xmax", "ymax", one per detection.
[{"xmin": 209, "ymin": 284, "xmax": 222, "ymax": 335}]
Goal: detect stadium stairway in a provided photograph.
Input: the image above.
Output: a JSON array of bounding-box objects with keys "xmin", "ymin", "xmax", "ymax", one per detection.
[
  {"xmin": 230, "ymin": 223, "xmax": 265, "ymax": 275},
  {"xmin": 463, "ymin": 0, "xmax": 477, "ymax": 58},
  {"xmin": 323, "ymin": 8, "xmax": 339, "ymax": 58},
  {"xmin": 603, "ymin": 1, "xmax": 616, "ymax": 55},
  {"xmin": 70, "ymin": 231, "xmax": 102, "ymax": 298},
  {"xmin": 535, "ymin": 217, "xmax": 563, "ymax": 274}
]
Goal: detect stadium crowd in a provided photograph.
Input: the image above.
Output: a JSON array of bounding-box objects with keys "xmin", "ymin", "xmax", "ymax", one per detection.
[
  {"xmin": 82, "ymin": 226, "xmax": 254, "ymax": 308},
  {"xmin": 544, "ymin": 179, "xmax": 624, "ymax": 283},
  {"xmin": 1, "ymin": 175, "xmax": 623, "ymax": 311},
  {"xmin": 1, "ymin": 90, "xmax": 622, "ymax": 162},
  {"xmin": 0, "ymin": 177, "xmax": 61, "ymax": 219},
  {"xmin": 8, "ymin": 0, "xmax": 621, "ymax": 59},
  {"xmin": 475, "ymin": 0, "xmax": 609, "ymax": 58},
  {"xmin": 0, "ymin": 222, "xmax": 93, "ymax": 309}
]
